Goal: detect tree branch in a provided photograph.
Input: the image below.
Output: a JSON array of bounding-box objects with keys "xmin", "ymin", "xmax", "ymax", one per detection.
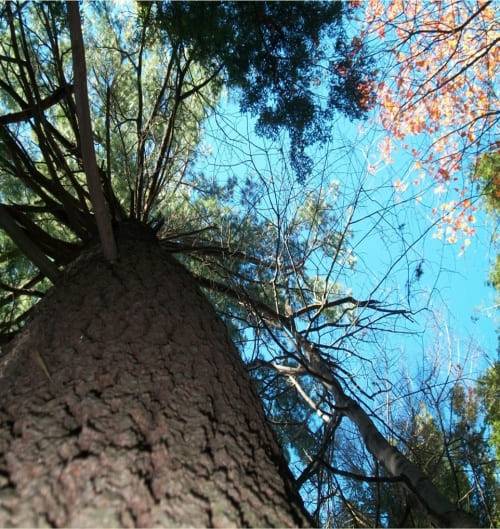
[
  {"xmin": 0, "ymin": 206, "xmax": 60, "ymax": 283},
  {"xmin": 191, "ymin": 265, "xmax": 476, "ymax": 527},
  {"xmin": 0, "ymin": 84, "xmax": 73, "ymax": 125},
  {"xmin": 67, "ymin": 1, "xmax": 117, "ymax": 262}
]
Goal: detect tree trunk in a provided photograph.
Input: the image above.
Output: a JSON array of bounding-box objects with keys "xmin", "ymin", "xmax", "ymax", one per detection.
[
  {"xmin": 0, "ymin": 225, "xmax": 310, "ymax": 527},
  {"xmin": 307, "ymin": 355, "xmax": 477, "ymax": 528}
]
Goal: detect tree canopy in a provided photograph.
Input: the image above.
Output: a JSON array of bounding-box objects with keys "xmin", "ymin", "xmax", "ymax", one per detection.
[
  {"xmin": 0, "ymin": 1, "xmax": 496, "ymax": 527},
  {"xmin": 356, "ymin": 0, "xmax": 498, "ymax": 247},
  {"xmin": 149, "ymin": 1, "xmax": 375, "ymax": 180}
]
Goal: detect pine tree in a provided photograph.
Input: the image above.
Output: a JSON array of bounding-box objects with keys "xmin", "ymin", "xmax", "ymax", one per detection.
[{"xmin": 0, "ymin": 2, "xmax": 480, "ymax": 526}]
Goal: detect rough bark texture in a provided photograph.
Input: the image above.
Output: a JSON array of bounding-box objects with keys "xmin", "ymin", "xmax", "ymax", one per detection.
[{"xmin": 0, "ymin": 225, "xmax": 310, "ymax": 527}]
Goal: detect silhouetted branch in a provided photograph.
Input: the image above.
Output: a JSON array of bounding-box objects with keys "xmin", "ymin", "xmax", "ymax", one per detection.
[{"xmin": 0, "ymin": 84, "xmax": 73, "ymax": 125}]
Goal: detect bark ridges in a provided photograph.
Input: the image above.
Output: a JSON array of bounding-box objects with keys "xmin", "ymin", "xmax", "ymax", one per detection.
[{"xmin": 0, "ymin": 235, "xmax": 309, "ymax": 527}]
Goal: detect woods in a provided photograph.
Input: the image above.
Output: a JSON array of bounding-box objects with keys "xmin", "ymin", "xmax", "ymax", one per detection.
[{"xmin": 0, "ymin": 1, "xmax": 497, "ymax": 527}]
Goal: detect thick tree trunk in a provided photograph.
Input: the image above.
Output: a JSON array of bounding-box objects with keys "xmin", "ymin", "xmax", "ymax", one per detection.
[{"xmin": 0, "ymin": 225, "xmax": 309, "ymax": 527}]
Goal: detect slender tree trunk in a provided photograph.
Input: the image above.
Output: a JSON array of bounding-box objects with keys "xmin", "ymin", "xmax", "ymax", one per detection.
[
  {"xmin": 307, "ymin": 354, "xmax": 476, "ymax": 528},
  {"xmin": 67, "ymin": 2, "xmax": 117, "ymax": 262},
  {"xmin": 0, "ymin": 224, "xmax": 310, "ymax": 527}
]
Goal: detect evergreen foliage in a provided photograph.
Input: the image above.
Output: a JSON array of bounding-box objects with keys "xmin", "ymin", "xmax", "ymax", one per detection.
[
  {"xmin": 149, "ymin": 1, "xmax": 375, "ymax": 180},
  {"xmin": 0, "ymin": 2, "xmax": 494, "ymax": 527}
]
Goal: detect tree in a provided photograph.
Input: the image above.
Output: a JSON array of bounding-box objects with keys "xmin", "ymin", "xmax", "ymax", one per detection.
[
  {"xmin": 0, "ymin": 1, "xmax": 372, "ymax": 525},
  {"xmin": 477, "ymin": 362, "xmax": 500, "ymax": 457},
  {"xmin": 473, "ymin": 150, "xmax": 500, "ymax": 214},
  {"xmin": 356, "ymin": 0, "xmax": 498, "ymax": 244},
  {"xmin": 0, "ymin": 234, "xmax": 312, "ymax": 526},
  {"xmin": 297, "ymin": 342, "xmax": 498, "ymax": 527},
  {"xmin": 472, "ymin": 149, "xmax": 500, "ymax": 296},
  {"xmin": 0, "ymin": 1, "xmax": 481, "ymax": 527},
  {"xmin": 149, "ymin": 0, "xmax": 376, "ymax": 181}
]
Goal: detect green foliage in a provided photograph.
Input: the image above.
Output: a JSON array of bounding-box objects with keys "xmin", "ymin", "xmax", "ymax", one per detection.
[
  {"xmin": 488, "ymin": 255, "xmax": 500, "ymax": 291},
  {"xmin": 85, "ymin": 2, "xmax": 219, "ymax": 213},
  {"xmin": 472, "ymin": 150, "xmax": 499, "ymax": 296},
  {"xmin": 0, "ymin": 1, "xmax": 223, "ymax": 329},
  {"xmin": 149, "ymin": 1, "xmax": 375, "ymax": 180},
  {"xmin": 478, "ymin": 362, "xmax": 500, "ymax": 457},
  {"xmin": 474, "ymin": 150, "xmax": 500, "ymax": 213}
]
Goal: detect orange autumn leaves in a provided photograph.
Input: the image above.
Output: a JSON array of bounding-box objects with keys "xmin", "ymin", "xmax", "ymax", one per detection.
[
  {"xmin": 432, "ymin": 198, "xmax": 477, "ymax": 247},
  {"xmin": 354, "ymin": 0, "xmax": 498, "ymax": 248}
]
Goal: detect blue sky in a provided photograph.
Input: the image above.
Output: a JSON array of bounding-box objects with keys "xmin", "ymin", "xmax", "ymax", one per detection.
[
  {"xmin": 193, "ymin": 97, "xmax": 498, "ymax": 506},
  {"xmin": 197, "ymin": 96, "xmax": 497, "ymax": 385},
  {"xmin": 95, "ymin": 0, "xmax": 498, "ymax": 380}
]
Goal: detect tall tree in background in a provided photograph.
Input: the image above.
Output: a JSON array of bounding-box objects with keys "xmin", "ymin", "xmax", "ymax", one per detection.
[
  {"xmin": 0, "ymin": 1, "xmax": 484, "ymax": 527},
  {"xmin": 310, "ymin": 348, "xmax": 498, "ymax": 527},
  {"xmin": 478, "ymin": 362, "xmax": 500, "ymax": 457},
  {"xmin": 472, "ymin": 149, "xmax": 500, "ymax": 291}
]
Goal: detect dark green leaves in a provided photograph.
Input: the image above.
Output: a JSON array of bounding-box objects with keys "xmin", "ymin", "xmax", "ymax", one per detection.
[{"xmin": 149, "ymin": 1, "xmax": 375, "ymax": 181}]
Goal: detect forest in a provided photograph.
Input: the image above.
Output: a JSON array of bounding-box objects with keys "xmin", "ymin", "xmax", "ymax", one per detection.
[{"xmin": 0, "ymin": 1, "xmax": 497, "ymax": 527}]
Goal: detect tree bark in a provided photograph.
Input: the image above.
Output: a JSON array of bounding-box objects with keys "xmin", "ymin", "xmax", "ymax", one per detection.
[{"xmin": 0, "ymin": 225, "xmax": 310, "ymax": 527}]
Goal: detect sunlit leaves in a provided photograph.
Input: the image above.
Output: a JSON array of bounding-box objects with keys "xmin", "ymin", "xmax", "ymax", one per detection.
[
  {"xmin": 473, "ymin": 150, "xmax": 500, "ymax": 213},
  {"xmin": 477, "ymin": 362, "xmax": 500, "ymax": 456},
  {"xmin": 356, "ymin": 0, "xmax": 498, "ymax": 246}
]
